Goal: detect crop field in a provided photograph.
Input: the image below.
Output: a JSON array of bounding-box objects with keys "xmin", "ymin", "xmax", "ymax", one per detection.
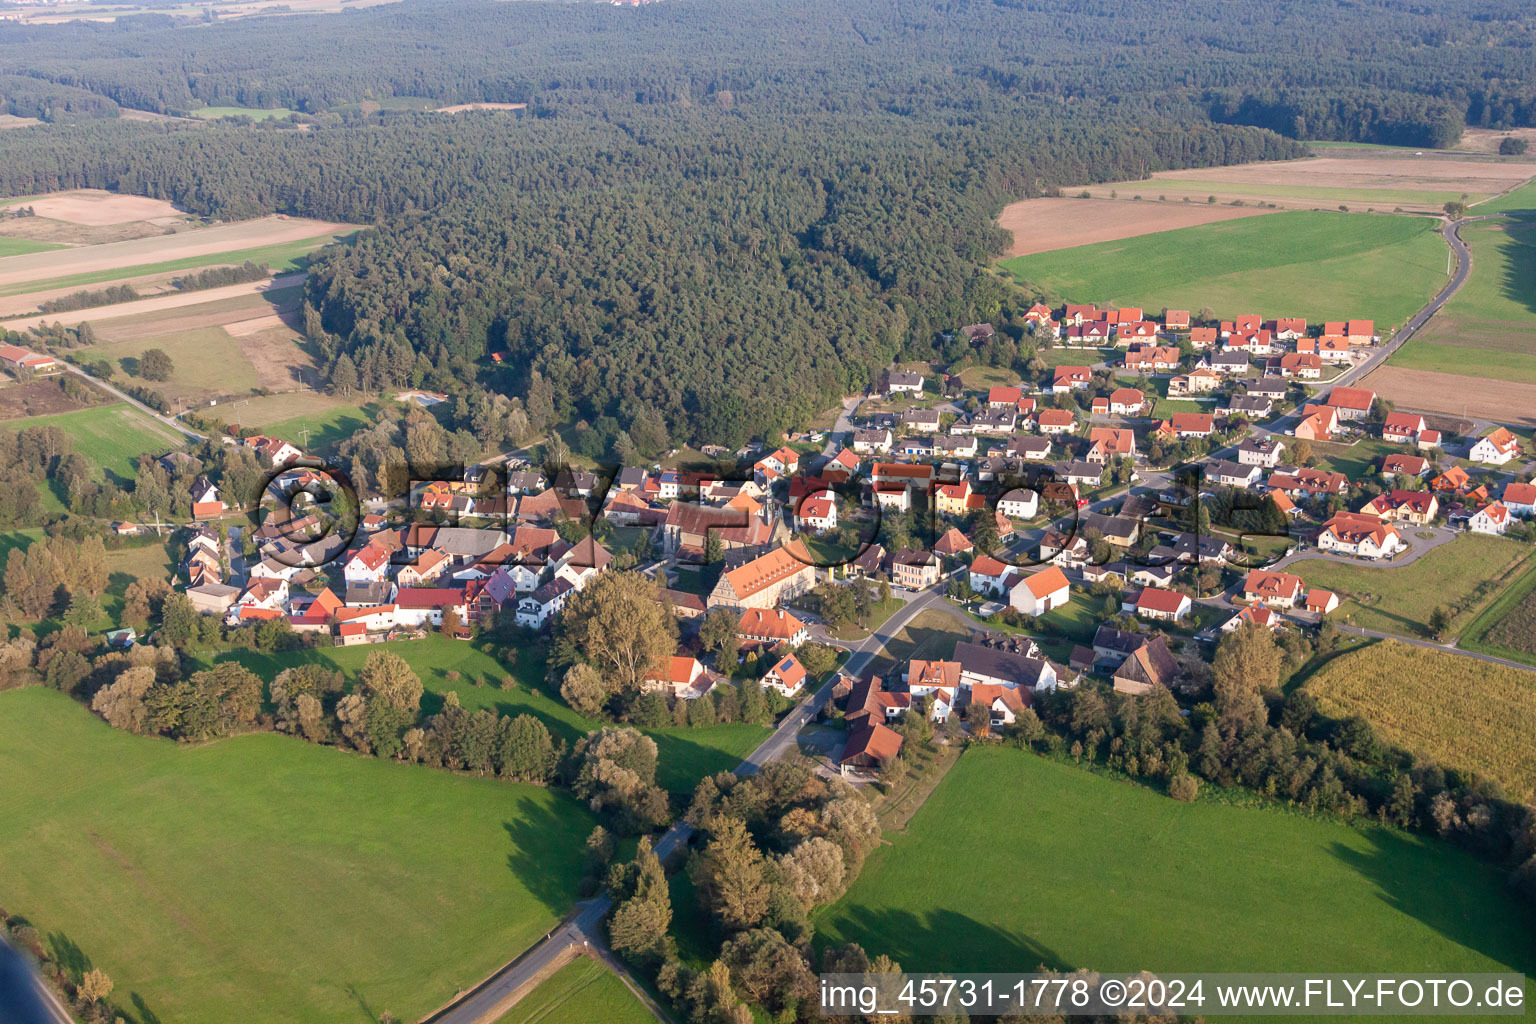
[
  {"xmin": 208, "ymin": 636, "xmax": 769, "ymax": 794},
  {"xmin": 1358, "ymin": 365, "xmax": 1536, "ymax": 427},
  {"xmin": 1001, "ymin": 212, "xmax": 1446, "ymax": 331},
  {"xmin": 0, "ymin": 189, "xmax": 197, "ymax": 247},
  {"xmin": 1072, "ymin": 154, "xmax": 1534, "ymax": 214},
  {"xmin": 1461, "ymin": 558, "xmax": 1536, "ymax": 668},
  {"xmin": 994, "ymin": 196, "xmax": 1272, "ymax": 257},
  {"xmin": 0, "ymin": 216, "xmax": 354, "ymax": 294},
  {"xmin": 1289, "ymin": 535, "xmax": 1533, "ymax": 638},
  {"xmin": 495, "ymin": 957, "xmax": 653, "ymax": 1024},
  {"xmin": 75, "ymin": 327, "xmax": 261, "ymax": 402},
  {"xmin": 1304, "ymin": 640, "xmax": 1536, "ymax": 802},
  {"xmin": 0, "ymin": 687, "xmax": 596, "ymax": 1024},
  {"xmin": 0, "ymin": 236, "xmax": 64, "ymax": 257},
  {"xmin": 815, "ymin": 746, "xmax": 1535, "ymax": 1007},
  {"xmin": 2, "ymin": 403, "xmax": 185, "ymax": 480}
]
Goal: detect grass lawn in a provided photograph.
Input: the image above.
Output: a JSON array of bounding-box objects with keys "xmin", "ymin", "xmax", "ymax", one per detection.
[
  {"xmin": 815, "ymin": 746, "xmax": 1535, "ymax": 1014},
  {"xmin": 1303, "ymin": 639, "xmax": 1536, "ymax": 803},
  {"xmin": 0, "ymin": 236, "xmax": 64, "ymax": 257},
  {"xmin": 1001, "ymin": 211, "xmax": 1447, "ymax": 332},
  {"xmin": 2, "ymin": 403, "xmax": 185, "ymax": 481},
  {"xmin": 1306, "ymin": 437, "xmax": 1407, "ymax": 479},
  {"xmin": 191, "ymin": 105, "xmax": 297, "ymax": 120},
  {"xmin": 262, "ymin": 399, "xmax": 375, "ymax": 453},
  {"xmin": 1290, "ymin": 535, "xmax": 1533, "ymax": 639},
  {"xmin": 0, "ymin": 229, "xmax": 357, "ymax": 299},
  {"xmin": 1395, "ymin": 216, "xmax": 1536, "ymax": 383},
  {"xmin": 75, "ymin": 327, "xmax": 260, "ymax": 401},
  {"xmin": 206, "ymin": 636, "xmax": 767, "ymax": 794},
  {"xmin": 494, "ymin": 956, "xmax": 654, "ymax": 1024},
  {"xmin": 970, "ymin": 596, "xmax": 1099, "ymax": 662},
  {"xmin": 955, "ymin": 364, "xmax": 1020, "ymax": 391},
  {"xmin": 866, "ymin": 607, "xmax": 974, "ymax": 678},
  {"xmin": 0, "ymin": 687, "xmax": 596, "ymax": 1024}
]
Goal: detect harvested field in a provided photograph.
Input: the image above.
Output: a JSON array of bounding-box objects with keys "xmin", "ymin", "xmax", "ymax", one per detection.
[
  {"xmin": 1076, "ymin": 155, "xmax": 1535, "ymax": 214},
  {"xmin": 23, "ymin": 189, "xmax": 181, "ymax": 226},
  {"xmin": 1457, "ymin": 128, "xmax": 1536, "ymax": 157},
  {"xmin": 223, "ymin": 312, "xmax": 293, "ymax": 337},
  {"xmin": 237, "ymin": 324, "xmax": 324, "ymax": 391},
  {"xmin": 1360, "ymin": 365, "xmax": 1536, "ymax": 427},
  {"xmin": 0, "ymin": 114, "xmax": 42, "ymax": 129},
  {"xmin": 0, "ymin": 217, "xmax": 349, "ymax": 291},
  {"xmin": 435, "ymin": 102, "xmax": 528, "ymax": 114},
  {"xmin": 76, "ymin": 327, "xmax": 260, "ymax": 403},
  {"xmin": 1, "ymin": 272, "xmax": 305, "ymax": 331},
  {"xmin": 996, "ymin": 197, "xmax": 1272, "ymax": 257}
]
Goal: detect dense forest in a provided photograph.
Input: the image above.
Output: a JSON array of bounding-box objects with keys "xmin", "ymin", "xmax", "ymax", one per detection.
[{"xmin": 0, "ymin": 0, "xmax": 1531, "ymax": 445}]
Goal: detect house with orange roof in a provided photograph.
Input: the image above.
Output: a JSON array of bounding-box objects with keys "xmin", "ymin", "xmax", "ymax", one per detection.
[
  {"xmin": 1168, "ymin": 368, "xmax": 1219, "ymax": 396},
  {"xmin": 1008, "ymin": 565, "xmax": 1071, "ymax": 616},
  {"xmin": 1051, "ymin": 365, "xmax": 1093, "ymax": 392},
  {"xmin": 794, "ymin": 490, "xmax": 838, "ymax": 534},
  {"xmin": 968, "ymin": 554, "xmax": 1011, "ymax": 595},
  {"xmin": 1036, "ymin": 408, "xmax": 1076, "ymax": 435},
  {"xmin": 1124, "ymin": 345, "xmax": 1180, "ymax": 372},
  {"xmin": 1087, "ymin": 427, "xmax": 1137, "ymax": 462},
  {"xmin": 1469, "ymin": 501, "xmax": 1511, "ymax": 536},
  {"xmin": 1305, "ymin": 589, "xmax": 1340, "ymax": 615},
  {"xmin": 1317, "ymin": 512, "xmax": 1403, "ymax": 559},
  {"xmin": 644, "ymin": 654, "xmax": 710, "ymax": 699},
  {"xmin": 1108, "ymin": 388, "xmax": 1147, "ymax": 415},
  {"xmin": 1268, "ymin": 317, "xmax": 1307, "ymax": 340},
  {"xmin": 933, "ymin": 527, "xmax": 973, "ymax": 558},
  {"xmin": 1470, "ymin": 427, "xmax": 1521, "ymax": 466},
  {"xmin": 1188, "ymin": 327, "xmax": 1218, "ymax": 349},
  {"xmin": 1132, "ymin": 586, "xmax": 1192, "ymax": 622},
  {"xmin": 762, "ymin": 653, "xmax": 809, "ymax": 697},
  {"xmin": 1503, "ymin": 481, "xmax": 1536, "ymax": 517},
  {"xmin": 1243, "ymin": 569, "xmax": 1304, "ymax": 608},
  {"xmin": 1279, "ymin": 352, "xmax": 1322, "ymax": 378},
  {"xmin": 1163, "ymin": 309, "xmax": 1191, "ymax": 331},
  {"xmin": 1327, "ymin": 386, "xmax": 1376, "ymax": 421},
  {"xmin": 1381, "ymin": 412, "xmax": 1428, "ymax": 444},
  {"xmin": 0, "ymin": 344, "xmax": 60, "ymax": 374},
  {"xmin": 1431, "ymin": 466, "xmax": 1471, "ymax": 491},
  {"xmin": 1294, "ymin": 403, "xmax": 1338, "ymax": 442},
  {"xmin": 841, "ymin": 720, "xmax": 903, "ymax": 772},
  {"xmin": 1160, "ymin": 412, "xmax": 1213, "ymax": 439},
  {"xmin": 934, "ymin": 480, "xmax": 973, "ymax": 516},
  {"xmin": 1360, "ymin": 489, "xmax": 1438, "ymax": 524},
  {"xmin": 987, "ymin": 385, "xmax": 1023, "ymax": 408},
  {"xmin": 1382, "ymin": 454, "xmax": 1430, "ymax": 478}
]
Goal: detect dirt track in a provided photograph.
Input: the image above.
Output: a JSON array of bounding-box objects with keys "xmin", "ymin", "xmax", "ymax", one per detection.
[
  {"xmin": 996, "ymin": 197, "xmax": 1274, "ymax": 257},
  {"xmin": 1360, "ymin": 365, "xmax": 1536, "ymax": 427},
  {"xmin": 1, "ymin": 272, "xmax": 307, "ymax": 332},
  {"xmin": 0, "ymin": 217, "xmax": 348, "ymax": 289}
]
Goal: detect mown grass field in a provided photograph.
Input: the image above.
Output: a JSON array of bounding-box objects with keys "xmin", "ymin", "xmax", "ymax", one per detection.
[
  {"xmin": 0, "ymin": 687, "xmax": 595, "ymax": 1024},
  {"xmin": 815, "ymin": 746, "xmax": 1535, "ymax": 1013},
  {"xmin": 0, "ymin": 236, "xmax": 63, "ymax": 257},
  {"xmin": 75, "ymin": 326, "xmax": 260, "ymax": 401},
  {"xmin": 1001, "ymin": 211, "xmax": 1446, "ymax": 330},
  {"xmin": 207, "ymin": 636, "xmax": 768, "ymax": 793},
  {"xmin": 1394, "ymin": 215, "xmax": 1536, "ymax": 384},
  {"xmin": 1304, "ymin": 640, "xmax": 1536, "ymax": 802},
  {"xmin": 2, "ymin": 402, "xmax": 185, "ymax": 480},
  {"xmin": 235, "ymin": 392, "xmax": 373, "ymax": 446},
  {"xmin": 191, "ymin": 105, "xmax": 297, "ymax": 120},
  {"xmin": 495, "ymin": 957, "xmax": 653, "ymax": 1024},
  {"xmin": 1290, "ymin": 535, "xmax": 1533, "ymax": 638}
]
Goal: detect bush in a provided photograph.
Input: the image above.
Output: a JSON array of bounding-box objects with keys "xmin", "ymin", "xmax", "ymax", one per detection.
[{"xmin": 1168, "ymin": 771, "xmax": 1200, "ymax": 802}]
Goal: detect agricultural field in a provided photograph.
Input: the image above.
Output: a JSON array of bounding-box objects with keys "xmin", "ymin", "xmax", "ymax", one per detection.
[
  {"xmin": 0, "ymin": 188, "xmax": 196, "ymax": 247},
  {"xmin": 994, "ymin": 196, "xmax": 1271, "ymax": 258},
  {"xmin": 75, "ymin": 327, "xmax": 261, "ymax": 403},
  {"xmin": 1001, "ymin": 212, "xmax": 1446, "ymax": 331},
  {"xmin": 0, "ymin": 216, "xmax": 354, "ymax": 296},
  {"xmin": 1290, "ymin": 535, "xmax": 1533, "ymax": 638},
  {"xmin": 1072, "ymin": 154, "xmax": 1535, "ymax": 214},
  {"xmin": 1461, "ymin": 558, "xmax": 1536, "ymax": 668},
  {"xmin": 1390, "ymin": 215, "xmax": 1536, "ymax": 385},
  {"xmin": 1358, "ymin": 365, "xmax": 1536, "ymax": 428},
  {"xmin": 816, "ymin": 746, "xmax": 1534, "ymax": 1007},
  {"xmin": 0, "ymin": 237, "xmax": 63, "ymax": 257},
  {"xmin": 207, "ymin": 636, "xmax": 769, "ymax": 794},
  {"xmin": 495, "ymin": 957, "xmax": 653, "ymax": 1024},
  {"xmin": 1, "ymin": 403, "xmax": 186, "ymax": 481},
  {"xmin": 1303, "ymin": 640, "xmax": 1536, "ymax": 802},
  {"xmin": 0, "ymin": 686, "xmax": 596, "ymax": 1024},
  {"xmin": 191, "ymin": 105, "xmax": 298, "ymax": 120},
  {"xmin": 0, "ymin": 377, "xmax": 110, "ymax": 421}
]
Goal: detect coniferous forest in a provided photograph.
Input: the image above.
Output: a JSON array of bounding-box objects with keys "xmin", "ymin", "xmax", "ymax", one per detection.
[{"xmin": 0, "ymin": 0, "xmax": 1532, "ymax": 447}]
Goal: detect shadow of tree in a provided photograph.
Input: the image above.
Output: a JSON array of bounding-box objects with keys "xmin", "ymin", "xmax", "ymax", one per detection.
[
  {"xmin": 127, "ymin": 991, "xmax": 163, "ymax": 1024},
  {"xmin": 503, "ymin": 798, "xmax": 598, "ymax": 920},
  {"xmin": 1496, "ymin": 220, "xmax": 1536, "ymax": 318},
  {"xmin": 1327, "ymin": 829, "xmax": 1536, "ymax": 978},
  {"xmin": 818, "ymin": 907, "xmax": 1071, "ymax": 974},
  {"xmin": 46, "ymin": 931, "xmax": 88, "ymax": 984}
]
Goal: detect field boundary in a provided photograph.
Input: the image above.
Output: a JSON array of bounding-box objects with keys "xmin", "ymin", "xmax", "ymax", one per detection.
[{"xmin": 1459, "ymin": 555, "xmax": 1536, "ymax": 667}]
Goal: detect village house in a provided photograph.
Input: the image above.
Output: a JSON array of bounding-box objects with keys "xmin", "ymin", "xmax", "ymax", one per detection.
[
  {"xmin": 1304, "ymin": 589, "xmax": 1340, "ymax": 615},
  {"xmin": 1007, "ymin": 565, "xmax": 1071, "ymax": 616},
  {"xmin": 1115, "ymin": 321, "xmax": 1160, "ymax": 345},
  {"xmin": 1188, "ymin": 327, "xmax": 1219, "ymax": 349},
  {"xmin": 1294, "ymin": 403, "xmax": 1339, "ymax": 442},
  {"xmin": 1470, "ymin": 427, "xmax": 1521, "ymax": 466},
  {"xmin": 394, "ymin": 587, "xmax": 468, "ymax": 628},
  {"xmin": 1051, "ymin": 365, "xmax": 1093, "ymax": 392},
  {"xmin": 1360, "ymin": 489, "xmax": 1438, "ymax": 524},
  {"xmin": 191, "ymin": 476, "xmax": 225, "ymax": 519},
  {"xmin": 1111, "ymin": 634, "xmax": 1180, "ymax": 695},
  {"xmin": 1221, "ymin": 604, "xmax": 1280, "ymax": 633},
  {"xmin": 1209, "ymin": 459, "xmax": 1261, "ymax": 488},
  {"xmin": 663, "ymin": 501, "xmax": 773, "ymax": 559},
  {"xmin": 901, "ymin": 407, "xmax": 942, "ymax": 433},
  {"xmin": 1469, "ymin": 501, "xmax": 1511, "ymax": 536},
  {"xmin": 988, "ymin": 386, "xmax": 1023, "ymax": 408},
  {"xmin": 1107, "ymin": 388, "xmax": 1147, "ymax": 416},
  {"xmin": 1065, "ymin": 321, "xmax": 1113, "ymax": 346},
  {"xmin": 1268, "ymin": 317, "xmax": 1307, "ymax": 340},
  {"xmin": 1132, "ymin": 586, "xmax": 1191, "ymax": 622},
  {"xmin": 852, "ymin": 428, "xmax": 893, "ymax": 454},
  {"xmin": 1381, "ymin": 454, "xmax": 1430, "ymax": 478},
  {"xmin": 1164, "ymin": 309, "xmax": 1191, "ymax": 331},
  {"xmin": 1210, "ymin": 351, "xmax": 1250, "ymax": 375},
  {"xmin": 840, "ymin": 719, "xmax": 903, "ymax": 773},
  {"xmin": 1267, "ymin": 467, "xmax": 1348, "ymax": 497},
  {"xmin": 1317, "ymin": 512, "xmax": 1403, "ymax": 559},
  {"xmin": 1224, "ymin": 395, "xmax": 1273, "ymax": 419},
  {"xmin": 515, "ymin": 578, "xmax": 574, "ymax": 629},
  {"xmin": 1086, "ymin": 427, "xmax": 1136, "ymax": 463},
  {"xmin": 643, "ymin": 654, "xmax": 711, "ymax": 699},
  {"xmin": 1168, "ymin": 368, "xmax": 1220, "ymax": 397},
  {"xmin": 968, "ymin": 554, "xmax": 1011, "ymax": 596},
  {"xmin": 1161, "ymin": 412, "xmax": 1213, "ymax": 439},
  {"xmin": 1381, "ymin": 412, "xmax": 1428, "ymax": 444},
  {"xmin": 761, "ymin": 653, "xmax": 809, "ymax": 697},
  {"xmin": 1278, "ymin": 352, "xmax": 1322, "ymax": 379},
  {"xmin": 1036, "ymin": 408, "xmax": 1075, "ymax": 435},
  {"xmin": 886, "ymin": 370, "xmax": 925, "ymax": 395},
  {"xmin": 890, "ymin": 548, "xmax": 941, "ymax": 589},
  {"xmin": 1503, "ymin": 482, "xmax": 1536, "ymax": 517},
  {"xmin": 1124, "ymin": 345, "xmax": 1180, "ymax": 372},
  {"xmin": 794, "ymin": 490, "xmax": 838, "ymax": 534},
  {"xmin": 1326, "ymin": 386, "xmax": 1376, "ymax": 422},
  {"xmin": 736, "ymin": 607, "xmax": 809, "ymax": 650},
  {"xmin": 955, "ymin": 639, "xmax": 1059, "ymax": 692},
  {"xmin": 997, "ymin": 487, "xmax": 1039, "ymax": 519},
  {"xmin": 707, "ymin": 542, "xmax": 819, "ymax": 610},
  {"xmin": 1243, "ymin": 569, "xmax": 1304, "ymax": 608}
]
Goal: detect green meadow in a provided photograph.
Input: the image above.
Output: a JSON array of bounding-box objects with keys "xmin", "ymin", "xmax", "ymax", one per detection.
[
  {"xmin": 191, "ymin": 105, "xmax": 297, "ymax": 120},
  {"xmin": 0, "ymin": 687, "xmax": 595, "ymax": 1024},
  {"xmin": 0, "ymin": 236, "xmax": 64, "ymax": 257},
  {"xmin": 495, "ymin": 956, "xmax": 654, "ymax": 1024},
  {"xmin": 2, "ymin": 403, "xmax": 185, "ymax": 480},
  {"xmin": 816, "ymin": 747, "xmax": 1534, "ymax": 1021},
  {"xmin": 206, "ymin": 635, "xmax": 769, "ymax": 794},
  {"xmin": 1002, "ymin": 211, "xmax": 1447, "ymax": 330}
]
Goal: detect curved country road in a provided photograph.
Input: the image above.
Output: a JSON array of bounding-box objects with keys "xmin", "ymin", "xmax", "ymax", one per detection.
[{"xmin": 421, "ymin": 589, "xmax": 955, "ymax": 1024}]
